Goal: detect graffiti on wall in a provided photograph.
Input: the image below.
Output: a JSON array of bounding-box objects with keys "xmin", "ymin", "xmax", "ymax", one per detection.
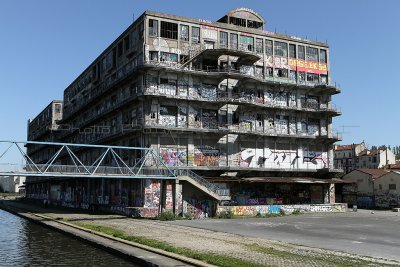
[
  {"xmin": 193, "ymin": 146, "xmax": 220, "ymax": 166},
  {"xmin": 183, "ymin": 199, "xmax": 214, "ymax": 219},
  {"xmin": 218, "ymin": 203, "xmax": 346, "ymax": 217},
  {"xmin": 266, "ymin": 56, "xmax": 289, "ymax": 69},
  {"xmin": 289, "ymin": 58, "xmax": 328, "ymax": 75},
  {"xmin": 160, "ymin": 146, "xmax": 187, "ymax": 166},
  {"xmin": 303, "ymin": 151, "xmax": 328, "ymax": 168},
  {"xmin": 165, "ymin": 183, "xmax": 173, "ymax": 210},
  {"xmin": 144, "ymin": 180, "xmax": 160, "ymax": 208},
  {"xmin": 375, "ymin": 193, "xmax": 400, "ymax": 208}
]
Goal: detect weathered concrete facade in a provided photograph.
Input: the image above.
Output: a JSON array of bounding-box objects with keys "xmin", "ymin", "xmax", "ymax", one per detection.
[{"xmin": 26, "ymin": 8, "xmax": 343, "ymax": 217}]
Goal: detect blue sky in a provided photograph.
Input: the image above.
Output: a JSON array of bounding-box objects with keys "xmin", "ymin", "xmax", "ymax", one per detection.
[{"xmin": 0, "ymin": 0, "xmax": 399, "ymax": 149}]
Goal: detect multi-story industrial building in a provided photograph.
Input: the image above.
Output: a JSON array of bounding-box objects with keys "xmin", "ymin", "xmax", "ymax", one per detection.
[{"xmin": 26, "ymin": 8, "xmax": 343, "ymax": 217}]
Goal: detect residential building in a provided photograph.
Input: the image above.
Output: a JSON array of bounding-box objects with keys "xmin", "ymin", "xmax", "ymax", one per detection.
[
  {"xmin": 0, "ymin": 176, "xmax": 26, "ymax": 193},
  {"xmin": 374, "ymin": 171, "xmax": 400, "ymax": 208},
  {"xmin": 342, "ymin": 169, "xmax": 388, "ymax": 208},
  {"xmin": 356, "ymin": 147, "xmax": 395, "ymax": 169},
  {"xmin": 334, "ymin": 142, "xmax": 366, "ymax": 173},
  {"xmin": 26, "ymin": 8, "xmax": 343, "ymax": 217},
  {"xmin": 334, "ymin": 143, "xmax": 395, "ymax": 173}
]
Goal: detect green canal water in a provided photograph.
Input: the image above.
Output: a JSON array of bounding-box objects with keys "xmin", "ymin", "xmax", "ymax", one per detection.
[{"xmin": 0, "ymin": 209, "xmax": 137, "ymax": 266}]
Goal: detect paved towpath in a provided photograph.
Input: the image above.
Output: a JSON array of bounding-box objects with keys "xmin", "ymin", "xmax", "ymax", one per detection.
[{"xmin": 167, "ymin": 210, "xmax": 400, "ymax": 261}]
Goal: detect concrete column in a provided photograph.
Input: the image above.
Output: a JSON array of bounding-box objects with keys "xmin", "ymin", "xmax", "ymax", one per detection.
[
  {"xmin": 175, "ymin": 180, "xmax": 183, "ymax": 216},
  {"xmin": 324, "ymin": 183, "xmax": 335, "ymax": 204},
  {"xmin": 329, "ymin": 183, "xmax": 335, "ymax": 203},
  {"xmin": 188, "ymin": 135, "xmax": 194, "ymax": 166}
]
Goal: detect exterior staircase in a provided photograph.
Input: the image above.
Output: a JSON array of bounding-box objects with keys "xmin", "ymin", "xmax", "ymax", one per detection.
[{"xmin": 175, "ymin": 169, "xmax": 231, "ymax": 201}]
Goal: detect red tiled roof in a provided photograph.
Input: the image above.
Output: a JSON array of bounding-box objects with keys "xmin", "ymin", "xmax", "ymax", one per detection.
[
  {"xmin": 357, "ymin": 169, "xmax": 388, "ymax": 180},
  {"xmin": 389, "ymin": 163, "xmax": 400, "ymax": 170},
  {"xmin": 334, "ymin": 143, "xmax": 361, "ymax": 151},
  {"xmin": 358, "ymin": 149, "xmax": 380, "ymax": 157}
]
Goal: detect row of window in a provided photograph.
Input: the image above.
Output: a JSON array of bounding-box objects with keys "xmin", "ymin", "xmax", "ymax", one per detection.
[{"xmin": 148, "ymin": 19, "xmax": 327, "ymax": 63}]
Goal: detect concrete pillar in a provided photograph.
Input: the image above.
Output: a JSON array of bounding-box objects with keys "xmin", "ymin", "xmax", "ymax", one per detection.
[
  {"xmin": 324, "ymin": 183, "xmax": 335, "ymax": 204},
  {"xmin": 188, "ymin": 135, "xmax": 194, "ymax": 166},
  {"xmin": 175, "ymin": 180, "xmax": 183, "ymax": 216}
]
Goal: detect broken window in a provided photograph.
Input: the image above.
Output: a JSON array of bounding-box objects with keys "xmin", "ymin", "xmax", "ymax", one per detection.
[
  {"xmin": 256, "ymin": 38, "xmax": 263, "ymax": 54},
  {"xmin": 102, "ymin": 50, "xmax": 114, "ymax": 70},
  {"xmin": 298, "ymin": 45, "xmax": 305, "ymax": 60},
  {"xmin": 230, "ymin": 33, "xmax": 238, "ymax": 49},
  {"xmin": 306, "ymin": 47, "xmax": 318, "ymax": 62},
  {"xmin": 320, "ymin": 75, "xmax": 328, "ymax": 84},
  {"xmin": 289, "ymin": 44, "xmax": 296, "ymax": 58},
  {"xmin": 298, "ymin": 71, "xmax": 305, "ymax": 82},
  {"xmin": 124, "ymin": 35, "xmax": 130, "ymax": 51},
  {"xmin": 274, "ymin": 68, "xmax": 288, "ymax": 78},
  {"xmin": 240, "ymin": 36, "xmax": 254, "ymax": 51},
  {"xmin": 247, "ymin": 20, "xmax": 262, "ymax": 29},
  {"xmin": 220, "ymin": 31, "xmax": 228, "ymax": 48},
  {"xmin": 130, "ymin": 28, "xmax": 138, "ymax": 49},
  {"xmin": 54, "ymin": 104, "xmax": 62, "ymax": 114},
  {"xmin": 319, "ymin": 49, "xmax": 327, "ymax": 63},
  {"xmin": 117, "ymin": 41, "xmax": 123, "ymax": 57},
  {"xmin": 219, "ymin": 110, "xmax": 227, "ymax": 125},
  {"xmin": 229, "ymin": 17, "xmax": 246, "ymax": 27},
  {"xmin": 160, "ymin": 21, "xmax": 178, "ymax": 39},
  {"xmin": 266, "ymin": 67, "xmax": 273, "ymax": 77},
  {"xmin": 149, "ymin": 51, "xmax": 158, "ymax": 61},
  {"xmin": 289, "ymin": 70, "xmax": 296, "ymax": 81},
  {"xmin": 274, "ymin": 41, "xmax": 288, "ymax": 57},
  {"xmin": 160, "ymin": 52, "xmax": 178, "ymax": 62},
  {"xmin": 149, "ymin": 19, "xmax": 158, "ymax": 37},
  {"xmin": 307, "ymin": 73, "xmax": 319, "ymax": 83},
  {"xmin": 266, "ymin": 39, "xmax": 273, "ymax": 56},
  {"xmin": 180, "ymin": 24, "xmax": 189, "ymax": 41},
  {"xmin": 191, "ymin": 27, "xmax": 200, "ymax": 43}
]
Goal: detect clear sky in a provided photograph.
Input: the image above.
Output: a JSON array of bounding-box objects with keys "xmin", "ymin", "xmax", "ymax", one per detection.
[{"xmin": 0, "ymin": 0, "xmax": 399, "ymax": 149}]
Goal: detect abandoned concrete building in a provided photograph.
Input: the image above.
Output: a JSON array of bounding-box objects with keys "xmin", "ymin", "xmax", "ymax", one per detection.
[{"xmin": 26, "ymin": 8, "xmax": 345, "ymax": 217}]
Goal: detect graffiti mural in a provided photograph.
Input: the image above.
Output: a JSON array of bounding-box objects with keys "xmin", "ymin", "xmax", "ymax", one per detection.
[
  {"xmin": 144, "ymin": 180, "xmax": 160, "ymax": 208},
  {"xmin": 218, "ymin": 203, "xmax": 346, "ymax": 217},
  {"xmin": 193, "ymin": 146, "xmax": 220, "ymax": 166},
  {"xmin": 288, "ymin": 58, "xmax": 328, "ymax": 74},
  {"xmin": 160, "ymin": 146, "xmax": 187, "ymax": 166},
  {"xmin": 165, "ymin": 183, "xmax": 173, "ymax": 210}
]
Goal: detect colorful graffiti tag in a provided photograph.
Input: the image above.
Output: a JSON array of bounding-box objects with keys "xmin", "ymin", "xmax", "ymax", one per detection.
[
  {"xmin": 289, "ymin": 58, "xmax": 328, "ymax": 74},
  {"xmin": 160, "ymin": 147, "xmax": 187, "ymax": 166},
  {"xmin": 218, "ymin": 203, "xmax": 346, "ymax": 217},
  {"xmin": 193, "ymin": 146, "xmax": 220, "ymax": 166}
]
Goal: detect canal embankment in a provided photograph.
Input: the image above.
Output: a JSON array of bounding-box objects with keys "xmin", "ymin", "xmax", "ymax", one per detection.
[
  {"xmin": 0, "ymin": 200, "xmax": 204, "ymax": 267},
  {"xmin": 1, "ymin": 199, "xmax": 399, "ymax": 267}
]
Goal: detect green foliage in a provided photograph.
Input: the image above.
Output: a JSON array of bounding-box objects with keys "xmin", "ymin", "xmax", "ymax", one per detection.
[
  {"xmin": 279, "ymin": 208, "xmax": 286, "ymax": 216},
  {"xmin": 158, "ymin": 210, "xmax": 176, "ymax": 221},
  {"xmin": 218, "ymin": 209, "xmax": 233, "ymax": 219},
  {"xmin": 291, "ymin": 209, "xmax": 300, "ymax": 215}
]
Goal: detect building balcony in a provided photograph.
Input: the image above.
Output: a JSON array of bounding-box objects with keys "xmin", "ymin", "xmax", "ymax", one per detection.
[
  {"xmin": 142, "ymin": 86, "xmax": 341, "ymax": 116},
  {"xmin": 143, "ymin": 60, "xmax": 341, "ymax": 95}
]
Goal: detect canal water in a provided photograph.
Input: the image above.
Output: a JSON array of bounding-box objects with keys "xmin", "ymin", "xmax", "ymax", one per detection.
[{"xmin": 0, "ymin": 209, "xmax": 136, "ymax": 266}]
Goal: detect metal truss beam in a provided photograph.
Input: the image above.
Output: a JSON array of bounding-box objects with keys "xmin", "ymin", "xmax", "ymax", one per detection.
[{"xmin": 0, "ymin": 141, "xmax": 176, "ymax": 180}]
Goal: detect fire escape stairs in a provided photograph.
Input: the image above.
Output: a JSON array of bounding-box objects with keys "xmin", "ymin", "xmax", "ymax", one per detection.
[{"xmin": 175, "ymin": 169, "xmax": 231, "ymax": 201}]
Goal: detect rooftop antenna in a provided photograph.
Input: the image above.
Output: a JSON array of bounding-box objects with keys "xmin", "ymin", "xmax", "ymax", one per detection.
[{"xmin": 133, "ymin": 13, "xmax": 135, "ymax": 22}]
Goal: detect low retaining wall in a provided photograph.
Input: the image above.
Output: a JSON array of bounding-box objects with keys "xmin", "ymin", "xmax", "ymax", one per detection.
[{"xmin": 218, "ymin": 203, "xmax": 347, "ymax": 216}]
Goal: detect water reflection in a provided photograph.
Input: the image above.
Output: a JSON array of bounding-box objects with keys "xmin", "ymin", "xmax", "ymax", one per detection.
[{"xmin": 0, "ymin": 209, "xmax": 135, "ymax": 266}]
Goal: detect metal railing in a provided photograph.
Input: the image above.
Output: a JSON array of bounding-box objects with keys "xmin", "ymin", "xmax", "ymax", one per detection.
[{"xmin": 174, "ymin": 169, "xmax": 230, "ymax": 196}]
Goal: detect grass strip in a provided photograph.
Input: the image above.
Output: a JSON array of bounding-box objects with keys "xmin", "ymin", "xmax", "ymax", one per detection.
[{"xmin": 74, "ymin": 223, "xmax": 267, "ymax": 267}]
